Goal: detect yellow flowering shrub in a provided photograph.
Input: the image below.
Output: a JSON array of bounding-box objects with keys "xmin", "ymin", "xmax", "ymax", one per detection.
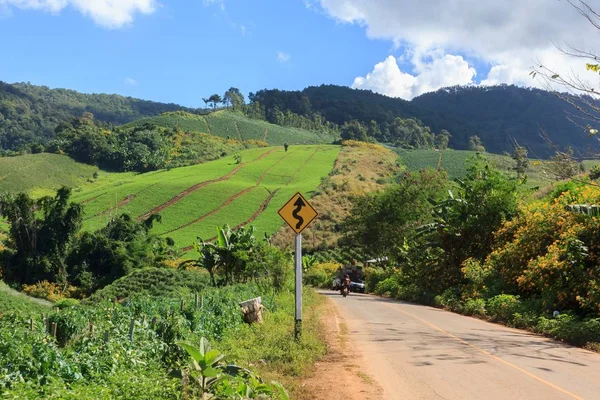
[
  {"xmin": 22, "ymin": 281, "xmax": 77, "ymax": 302},
  {"xmin": 487, "ymin": 184, "xmax": 600, "ymax": 313}
]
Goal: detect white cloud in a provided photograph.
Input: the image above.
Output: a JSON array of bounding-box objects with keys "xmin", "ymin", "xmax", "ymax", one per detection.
[
  {"xmin": 124, "ymin": 77, "xmax": 138, "ymax": 85},
  {"xmin": 203, "ymin": 0, "xmax": 224, "ymax": 11},
  {"xmin": 0, "ymin": 0, "xmax": 156, "ymax": 28},
  {"xmin": 315, "ymin": 0, "xmax": 600, "ymax": 95},
  {"xmin": 353, "ymin": 53, "xmax": 476, "ymax": 100},
  {"xmin": 277, "ymin": 51, "xmax": 290, "ymax": 63}
]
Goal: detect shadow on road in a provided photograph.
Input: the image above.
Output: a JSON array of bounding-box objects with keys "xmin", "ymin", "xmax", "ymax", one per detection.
[{"xmin": 317, "ymin": 290, "xmax": 591, "ymax": 369}]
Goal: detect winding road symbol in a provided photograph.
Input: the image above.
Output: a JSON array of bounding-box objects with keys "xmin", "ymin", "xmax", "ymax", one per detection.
[
  {"xmin": 292, "ymin": 197, "xmax": 306, "ymax": 229},
  {"xmin": 278, "ymin": 192, "xmax": 318, "ymax": 235}
]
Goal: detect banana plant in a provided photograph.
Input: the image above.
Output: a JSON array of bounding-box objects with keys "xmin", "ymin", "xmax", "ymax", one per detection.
[
  {"xmin": 177, "ymin": 337, "xmax": 227, "ymax": 399},
  {"xmin": 176, "ymin": 338, "xmax": 289, "ymax": 399}
]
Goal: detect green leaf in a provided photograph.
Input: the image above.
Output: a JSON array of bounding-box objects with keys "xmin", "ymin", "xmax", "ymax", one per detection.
[
  {"xmin": 201, "ymin": 337, "xmax": 213, "ymax": 357},
  {"xmin": 586, "ymin": 63, "xmax": 600, "ymax": 73},
  {"xmin": 272, "ymin": 381, "xmax": 289, "ymax": 400},
  {"xmin": 205, "ymin": 349, "xmax": 225, "ymax": 367},
  {"xmin": 176, "ymin": 341, "xmax": 203, "ymax": 363},
  {"xmin": 202, "ymin": 366, "xmax": 220, "ymax": 378}
]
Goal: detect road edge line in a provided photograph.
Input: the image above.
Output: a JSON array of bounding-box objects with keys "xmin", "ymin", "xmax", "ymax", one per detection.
[{"xmin": 379, "ymin": 300, "xmax": 584, "ymax": 400}]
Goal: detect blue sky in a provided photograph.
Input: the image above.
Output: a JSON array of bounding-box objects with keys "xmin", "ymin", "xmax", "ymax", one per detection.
[
  {"xmin": 0, "ymin": 0, "xmax": 394, "ymax": 107},
  {"xmin": 0, "ymin": 0, "xmax": 591, "ymax": 105}
]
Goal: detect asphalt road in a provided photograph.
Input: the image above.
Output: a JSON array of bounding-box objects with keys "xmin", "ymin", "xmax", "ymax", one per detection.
[{"xmin": 321, "ymin": 291, "xmax": 600, "ymax": 400}]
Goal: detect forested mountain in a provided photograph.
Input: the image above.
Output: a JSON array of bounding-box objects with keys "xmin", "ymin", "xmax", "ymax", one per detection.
[
  {"xmin": 250, "ymin": 84, "xmax": 599, "ymax": 158},
  {"xmin": 3, "ymin": 80, "xmax": 598, "ymax": 158},
  {"xmin": 0, "ymin": 81, "xmax": 196, "ymax": 151}
]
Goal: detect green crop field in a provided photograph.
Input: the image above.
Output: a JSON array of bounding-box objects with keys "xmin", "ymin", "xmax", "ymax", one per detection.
[
  {"xmin": 72, "ymin": 145, "xmax": 340, "ymax": 254},
  {"xmin": 0, "ymin": 153, "xmax": 98, "ymax": 197},
  {"xmin": 397, "ymin": 149, "xmax": 558, "ymax": 188},
  {"xmin": 123, "ymin": 110, "xmax": 338, "ymax": 146}
]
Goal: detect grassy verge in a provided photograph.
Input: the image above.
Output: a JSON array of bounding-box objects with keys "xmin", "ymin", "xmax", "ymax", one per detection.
[{"xmin": 217, "ymin": 287, "xmax": 327, "ymax": 395}]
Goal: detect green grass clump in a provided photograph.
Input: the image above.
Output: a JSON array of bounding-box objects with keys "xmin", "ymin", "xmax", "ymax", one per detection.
[
  {"xmin": 0, "ymin": 153, "xmax": 98, "ymax": 196},
  {"xmin": 0, "ymin": 281, "xmax": 51, "ymax": 314},
  {"xmin": 85, "ymin": 267, "xmax": 210, "ymax": 302}
]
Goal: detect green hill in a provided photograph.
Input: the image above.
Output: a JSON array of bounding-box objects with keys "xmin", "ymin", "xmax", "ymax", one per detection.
[
  {"xmin": 124, "ymin": 110, "xmax": 338, "ymax": 146},
  {"xmin": 251, "ymin": 84, "xmax": 599, "ymax": 158},
  {"xmin": 397, "ymin": 149, "xmax": 556, "ymax": 188},
  {"xmin": 71, "ymin": 145, "xmax": 339, "ymax": 253},
  {"xmin": 0, "ymin": 81, "xmax": 197, "ymax": 152},
  {"xmin": 0, "ymin": 153, "xmax": 98, "ymax": 197}
]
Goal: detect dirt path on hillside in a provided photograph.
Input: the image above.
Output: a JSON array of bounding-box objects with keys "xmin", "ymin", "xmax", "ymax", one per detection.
[{"xmin": 297, "ymin": 298, "xmax": 383, "ymax": 400}]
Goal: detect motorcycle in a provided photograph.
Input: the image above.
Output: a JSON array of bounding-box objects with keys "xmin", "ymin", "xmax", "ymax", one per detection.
[{"xmin": 341, "ymin": 278, "xmax": 351, "ymax": 297}]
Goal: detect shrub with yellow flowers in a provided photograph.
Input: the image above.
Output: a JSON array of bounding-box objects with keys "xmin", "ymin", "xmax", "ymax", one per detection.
[{"xmin": 486, "ymin": 183, "xmax": 600, "ymax": 314}]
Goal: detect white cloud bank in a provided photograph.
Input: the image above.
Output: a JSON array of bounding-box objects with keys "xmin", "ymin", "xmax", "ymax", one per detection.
[
  {"xmin": 124, "ymin": 77, "xmax": 138, "ymax": 85},
  {"xmin": 313, "ymin": 0, "xmax": 600, "ymax": 99},
  {"xmin": 0, "ymin": 0, "xmax": 156, "ymax": 28},
  {"xmin": 353, "ymin": 53, "xmax": 476, "ymax": 99}
]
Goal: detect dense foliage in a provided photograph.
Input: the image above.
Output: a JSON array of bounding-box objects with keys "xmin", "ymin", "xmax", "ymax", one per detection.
[
  {"xmin": 0, "ymin": 188, "xmax": 176, "ymax": 295},
  {"xmin": 0, "ymin": 81, "xmax": 198, "ymax": 152},
  {"xmin": 0, "ymin": 282, "xmax": 316, "ymax": 399},
  {"xmin": 250, "ymin": 84, "xmax": 598, "ymax": 157},
  {"xmin": 344, "ymin": 154, "xmax": 600, "ymax": 347},
  {"xmin": 48, "ymin": 114, "xmax": 258, "ymax": 172}
]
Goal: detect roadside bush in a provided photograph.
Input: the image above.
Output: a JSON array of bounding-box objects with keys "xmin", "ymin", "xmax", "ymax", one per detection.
[
  {"xmin": 54, "ymin": 298, "xmax": 80, "ymax": 309},
  {"xmin": 304, "ymin": 262, "xmax": 339, "ymax": 288},
  {"xmin": 363, "ymin": 267, "xmax": 391, "ymax": 293},
  {"xmin": 462, "ymin": 298, "xmax": 487, "ymax": 317},
  {"xmin": 433, "ymin": 288, "xmax": 463, "ymax": 312},
  {"xmin": 374, "ymin": 276, "xmax": 401, "ymax": 297},
  {"xmin": 486, "ymin": 294, "xmax": 522, "ymax": 322},
  {"xmin": 535, "ymin": 314, "xmax": 600, "ymax": 346}
]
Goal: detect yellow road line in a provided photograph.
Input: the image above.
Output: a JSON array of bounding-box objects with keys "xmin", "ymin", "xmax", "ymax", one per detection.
[{"xmin": 379, "ymin": 300, "xmax": 584, "ymax": 400}]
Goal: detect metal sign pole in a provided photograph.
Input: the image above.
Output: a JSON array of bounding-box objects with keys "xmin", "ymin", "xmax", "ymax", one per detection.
[{"xmin": 294, "ymin": 233, "xmax": 302, "ymax": 339}]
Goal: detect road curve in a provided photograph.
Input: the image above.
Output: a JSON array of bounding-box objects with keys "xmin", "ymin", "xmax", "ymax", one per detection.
[{"xmin": 320, "ymin": 291, "xmax": 600, "ymax": 400}]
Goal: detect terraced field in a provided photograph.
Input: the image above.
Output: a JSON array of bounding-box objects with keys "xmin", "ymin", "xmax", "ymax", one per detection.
[
  {"xmin": 123, "ymin": 110, "xmax": 338, "ymax": 146},
  {"xmin": 397, "ymin": 149, "xmax": 557, "ymax": 188},
  {"xmin": 72, "ymin": 145, "xmax": 339, "ymax": 253}
]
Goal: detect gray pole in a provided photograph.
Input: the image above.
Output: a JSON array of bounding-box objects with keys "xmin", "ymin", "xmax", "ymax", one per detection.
[{"xmin": 295, "ymin": 233, "xmax": 302, "ymax": 339}]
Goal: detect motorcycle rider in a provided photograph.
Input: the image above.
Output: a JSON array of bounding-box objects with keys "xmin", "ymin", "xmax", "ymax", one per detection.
[{"xmin": 342, "ymin": 274, "xmax": 351, "ymax": 295}]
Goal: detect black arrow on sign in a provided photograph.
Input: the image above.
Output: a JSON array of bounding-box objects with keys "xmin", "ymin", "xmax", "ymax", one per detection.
[{"xmin": 292, "ymin": 197, "xmax": 306, "ymax": 229}]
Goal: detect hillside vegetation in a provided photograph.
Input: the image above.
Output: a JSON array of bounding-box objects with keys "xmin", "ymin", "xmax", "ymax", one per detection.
[
  {"xmin": 272, "ymin": 141, "xmax": 400, "ymax": 254},
  {"xmin": 0, "ymin": 81, "xmax": 197, "ymax": 151},
  {"xmin": 124, "ymin": 110, "xmax": 338, "ymax": 146},
  {"xmin": 0, "ymin": 153, "xmax": 98, "ymax": 196},
  {"xmin": 396, "ymin": 149, "xmax": 557, "ymax": 188},
  {"xmin": 251, "ymin": 84, "xmax": 598, "ymax": 157},
  {"xmin": 72, "ymin": 145, "xmax": 339, "ymax": 251}
]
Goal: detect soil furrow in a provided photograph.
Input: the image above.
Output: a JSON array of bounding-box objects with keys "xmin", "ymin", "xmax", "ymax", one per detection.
[
  {"xmin": 181, "ymin": 188, "xmax": 279, "ymax": 252},
  {"xmin": 136, "ymin": 148, "xmax": 278, "ymax": 221},
  {"xmin": 160, "ymin": 151, "xmax": 291, "ymax": 236}
]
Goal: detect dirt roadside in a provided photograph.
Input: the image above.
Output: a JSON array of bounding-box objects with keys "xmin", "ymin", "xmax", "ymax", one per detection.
[{"xmin": 296, "ymin": 297, "xmax": 383, "ymax": 400}]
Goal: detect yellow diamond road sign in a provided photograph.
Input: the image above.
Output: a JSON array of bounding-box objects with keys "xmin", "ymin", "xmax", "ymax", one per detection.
[{"xmin": 278, "ymin": 192, "xmax": 318, "ymax": 235}]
